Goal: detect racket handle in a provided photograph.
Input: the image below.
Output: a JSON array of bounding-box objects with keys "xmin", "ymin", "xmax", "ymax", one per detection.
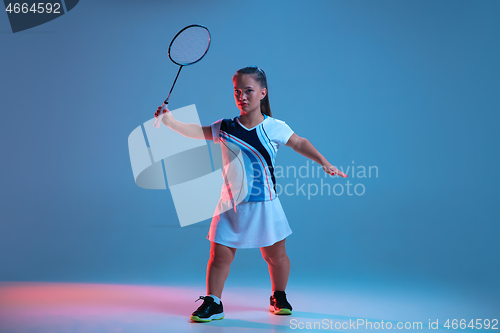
[{"xmin": 153, "ymin": 102, "xmax": 169, "ymax": 128}]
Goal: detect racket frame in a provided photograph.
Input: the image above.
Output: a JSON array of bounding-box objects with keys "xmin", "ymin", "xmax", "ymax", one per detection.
[{"xmin": 168, "ymin": 24, "xmax": 211, "ymax": 66}]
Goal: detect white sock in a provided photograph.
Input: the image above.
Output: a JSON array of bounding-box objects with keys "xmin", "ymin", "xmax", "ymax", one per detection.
[{"xmin": 209, "ymin": 294, "xmax": 221, "ymax": 305}]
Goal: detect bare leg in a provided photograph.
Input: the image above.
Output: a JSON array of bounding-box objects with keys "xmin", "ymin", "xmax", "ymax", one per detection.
[
  {"xmin": 260, "ymin": 238, "xmax": 290, "ymax": 291},
  {"xmin": 206, "ymin": 242, "xmax": 236, "ymax": 299}
]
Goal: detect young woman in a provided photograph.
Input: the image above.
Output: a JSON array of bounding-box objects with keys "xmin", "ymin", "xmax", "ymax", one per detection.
[{"xmin": 155, "ymin": 66, "xmax": 347, "ymax": 322}]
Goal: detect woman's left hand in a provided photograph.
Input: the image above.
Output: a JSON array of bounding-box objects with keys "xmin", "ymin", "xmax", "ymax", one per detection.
[{"xmin": 323, "ymin": 163, "xmax": 348, "ymax": 177}]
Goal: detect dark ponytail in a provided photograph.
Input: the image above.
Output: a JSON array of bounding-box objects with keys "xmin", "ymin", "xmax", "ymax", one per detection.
[{"xmin": 233, "ymin": 66, "xmax": 272, "ymax": 117}]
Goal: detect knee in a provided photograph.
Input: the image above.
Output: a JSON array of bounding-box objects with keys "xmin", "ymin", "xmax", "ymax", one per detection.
[
  {"xmin": 209, "ymin": 250, "xmax": 234, "ymax": 267},
  {"xmin": 263, "ymin": 252, "xmax": 288, "ymax": 265}
]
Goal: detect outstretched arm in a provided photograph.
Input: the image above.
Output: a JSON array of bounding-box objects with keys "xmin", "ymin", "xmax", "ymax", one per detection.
[
  {"xmin": 155, "ymin": 106, "xmax": 212, "ymax": 140},
  {"xmin": 285, "ymin": 133, "xmax": 347, "ymax": 177}
]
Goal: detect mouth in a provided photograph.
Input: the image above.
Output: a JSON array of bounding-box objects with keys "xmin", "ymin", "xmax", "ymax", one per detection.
[{"xmin": 238, "ymin": 102, "xmax": 248, "ymax": 107}]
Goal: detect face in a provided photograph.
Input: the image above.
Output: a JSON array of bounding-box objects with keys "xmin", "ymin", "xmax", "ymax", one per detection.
[{"xmin": 233, "ymin": 74, "xmax": 267, "ymax": 113}]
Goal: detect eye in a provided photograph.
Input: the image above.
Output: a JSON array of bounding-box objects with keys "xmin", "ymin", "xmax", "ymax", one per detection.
[{"xmin": 246, "ymin": 89, "xmax": 253, "ymax": 93}]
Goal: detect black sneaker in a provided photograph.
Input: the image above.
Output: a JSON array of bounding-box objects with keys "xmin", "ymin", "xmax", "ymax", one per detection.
[
  {"xmin": 269, "ymin": 290, "xmax": 293, "ymax": 315},
  {"xmin": 190, "ymin": 296, "xmax": 225, "ymax": 322}
]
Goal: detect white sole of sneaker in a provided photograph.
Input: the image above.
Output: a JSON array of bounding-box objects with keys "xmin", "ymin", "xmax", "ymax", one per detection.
[
  {"xmin": 269, "ymin": 305, "xmax": 292, "ymax": 315},
  {"xmin": 190, "ymin": 312, "xmax": 225, "ymax": 322}
]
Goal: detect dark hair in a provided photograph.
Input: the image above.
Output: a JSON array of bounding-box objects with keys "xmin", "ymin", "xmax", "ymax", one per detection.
[{"xmin": 233, "ymin": 66, "xmax": 272, "ymax": 117}]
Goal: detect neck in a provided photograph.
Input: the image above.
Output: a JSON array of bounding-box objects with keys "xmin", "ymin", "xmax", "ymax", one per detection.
[{"xmin": 239, "ymin": 110, "xmax": 265, "ymax": 127}]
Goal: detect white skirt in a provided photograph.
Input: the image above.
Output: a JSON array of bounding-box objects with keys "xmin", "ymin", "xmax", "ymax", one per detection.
[{"xmin": 207, "ymin": 197, "xmax": 292, "ymax": 249}]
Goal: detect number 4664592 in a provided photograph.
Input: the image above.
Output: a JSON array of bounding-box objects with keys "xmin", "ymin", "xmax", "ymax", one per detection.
[
  {"xmin": 5, "ymin": 3, "xmax": 61, "ymax": 14},
  {"xmin": 444, "ymin": 319, "xmax": 498, "ymax": 330}
]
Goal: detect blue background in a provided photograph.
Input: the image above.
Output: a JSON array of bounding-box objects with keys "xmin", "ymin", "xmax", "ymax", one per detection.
[{"xmin": 1, "ymin": 0, "xmax": 498, "ymax": 305}]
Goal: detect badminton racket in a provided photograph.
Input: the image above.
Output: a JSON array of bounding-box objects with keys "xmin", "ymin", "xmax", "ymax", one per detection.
[{"xmin": 154, "ymin": 24, "xmax": 211, "ymax": 128}]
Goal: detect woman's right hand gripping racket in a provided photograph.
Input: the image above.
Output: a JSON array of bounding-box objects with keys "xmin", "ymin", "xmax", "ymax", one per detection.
[{"xmin": 154, "ymin": 24, "xmax": 211, "ymax": 128}]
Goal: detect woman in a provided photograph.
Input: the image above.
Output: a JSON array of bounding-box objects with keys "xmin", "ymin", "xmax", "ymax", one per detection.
[{"xmin": 155, "ymin": 66, "xmax": 347, "ymax": 322}]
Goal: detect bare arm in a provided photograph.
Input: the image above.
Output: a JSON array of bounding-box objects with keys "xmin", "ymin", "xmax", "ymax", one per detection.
[
  {"xmin": 285, "ymin": 133, "xmax": 347, "ymax": 177},
  {"xmin": 169, "ymin": 120, "xmax": 213, "ymax": 140},
  {"xmin": 155, "ymin": 106, "xmax": 212, "ymax": 141}
]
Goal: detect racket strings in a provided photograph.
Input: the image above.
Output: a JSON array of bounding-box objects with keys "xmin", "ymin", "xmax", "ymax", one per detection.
[{"xmin": 170, "ymin": 27, "xmax": 210, "ymax": 65}]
